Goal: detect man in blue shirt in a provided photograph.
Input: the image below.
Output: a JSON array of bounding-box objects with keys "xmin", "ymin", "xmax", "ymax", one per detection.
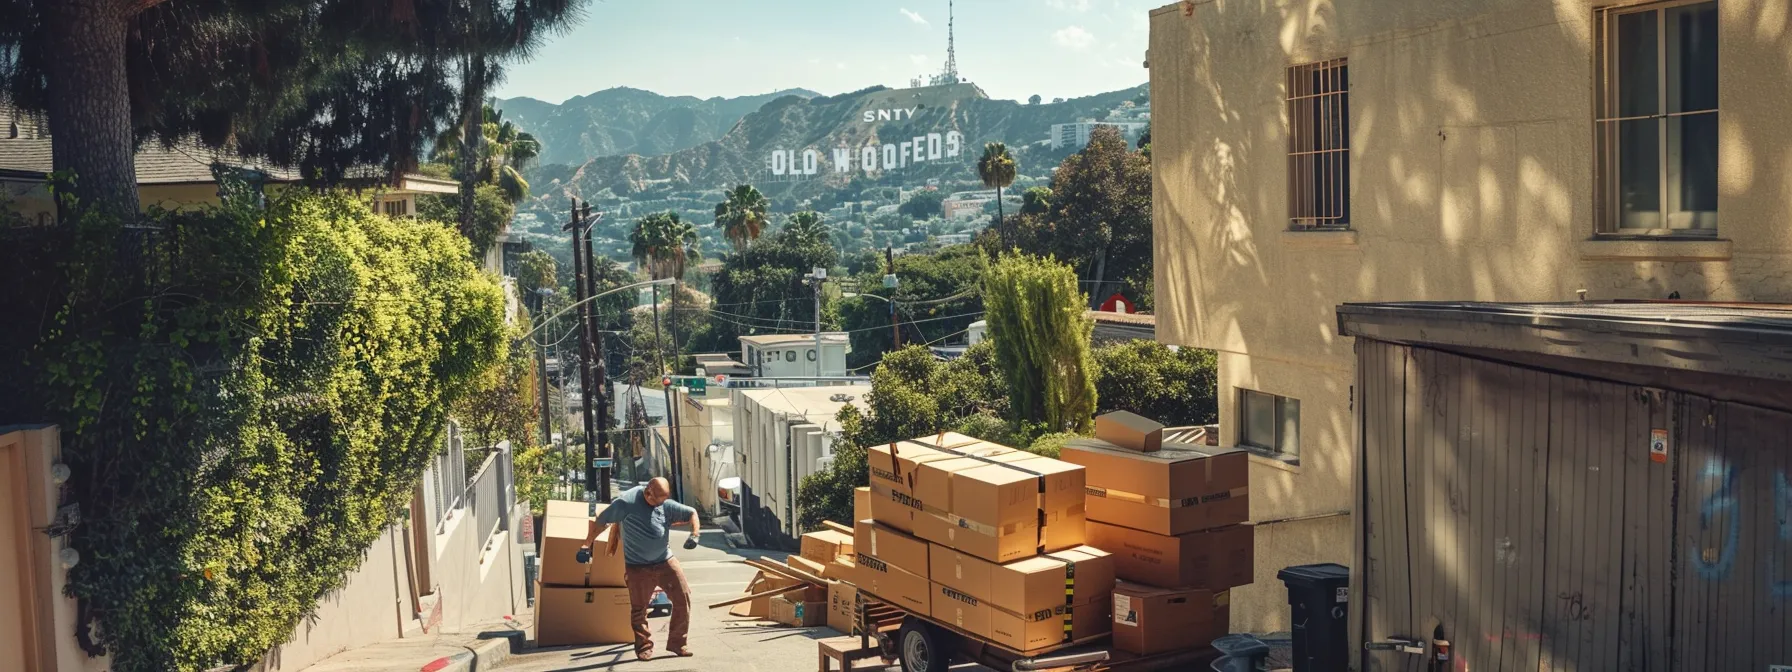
[{"xmin": 582, "ymin": 477, "xmax": 700, "ymax": 660}]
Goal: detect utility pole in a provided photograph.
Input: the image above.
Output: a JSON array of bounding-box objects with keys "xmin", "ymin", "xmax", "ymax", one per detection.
[
  {"xmin": 564, "ymin": 201, "xmax": 601, "ymax": 502},
  {"xmin": 580, "ymin": 203, "xmax": 614, "ymax": 501},
  {"xmin": 885, "ymin": 247, "xmax": 900, "ymax": 348},
  {"xmin": 648, "ymin": 278, "xmax": 680, "ymax": 502},
  {"xmin": 806, "ymin": 267, "xmax": 826, "ymax": 376},
  {"xmin": 531, "ymin": 289, "xmax": 554, "ymax": 453}
]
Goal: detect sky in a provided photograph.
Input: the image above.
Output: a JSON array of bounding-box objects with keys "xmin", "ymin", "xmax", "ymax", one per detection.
[{"xmin": 495, "ymin": 0, "xmax": 1165, "ymax": 104}]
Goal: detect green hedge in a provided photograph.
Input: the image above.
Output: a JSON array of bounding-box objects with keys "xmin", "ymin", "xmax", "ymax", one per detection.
[{"xmin": 7, "ymin": 190, "xmax": 505, "ymax": 671}]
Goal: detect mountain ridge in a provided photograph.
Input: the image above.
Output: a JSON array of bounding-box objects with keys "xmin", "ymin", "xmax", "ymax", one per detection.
[{"xmin": 495, "ymin": 87, "xmax": 823, "ymax": 164}]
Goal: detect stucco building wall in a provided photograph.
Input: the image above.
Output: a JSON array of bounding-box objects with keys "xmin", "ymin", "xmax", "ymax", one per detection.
[{"xmin": 1149, "ymin": 0, "xmax": 1792, "ymax": 632}]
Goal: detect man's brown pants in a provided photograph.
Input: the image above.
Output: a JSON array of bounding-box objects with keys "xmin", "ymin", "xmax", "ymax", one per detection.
[{"xmin": 624, "ymin": 557, "xmax": 692, "ymax": 656}]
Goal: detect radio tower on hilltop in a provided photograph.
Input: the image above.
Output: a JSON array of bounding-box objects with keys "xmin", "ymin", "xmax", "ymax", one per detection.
[{"xmin": 930, "ymin": 0, "xmax": 961, "ymax": 86}]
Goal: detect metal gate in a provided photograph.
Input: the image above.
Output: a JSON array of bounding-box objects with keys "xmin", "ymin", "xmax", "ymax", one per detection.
[{"xmin": 1357, "ymin": 341, "xmax": 1792, "ymax": 671}]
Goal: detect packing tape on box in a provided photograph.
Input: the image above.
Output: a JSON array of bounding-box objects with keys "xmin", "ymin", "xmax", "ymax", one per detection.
[
  {"xmin": 869, "ymin": 481, "xmax": 925, "ymax": 512},
  {"xmin": 1083, "ymin": 485, "xmax": 1248, "ymax": 508}
]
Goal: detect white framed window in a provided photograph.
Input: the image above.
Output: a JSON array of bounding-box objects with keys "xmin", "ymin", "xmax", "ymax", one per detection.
[
  {"xmin": 1239, "ymin": 388, "xmax": 1300, "ymax": 459},
  {"xmin": 1596, "ymin": 0, "xmax": 1719, "ymax": 235}
]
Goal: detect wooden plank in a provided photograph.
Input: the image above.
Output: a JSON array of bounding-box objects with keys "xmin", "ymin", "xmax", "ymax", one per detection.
[
  {"xmin": 1514, "ymin": 365, "xmax": 1549, "ymax": 672},
  {"xmin": 1402, "ymin": 347, "xmax": 1433, "ymax": 672},
  {"xmin": 1537, "ymin": 373, "xmax": 1569, "ymax": 672},
  {"xmin": 1361, "ymin": 342, "xmax": 1388, "ymax": 672},
  {"xmin": 1488, "ymin": 360, "xmax": 1516, "ymax": 672},
  {"xmin": 786, "ymin": 555, "xmax": 827, "ymax": 576},
  {"xmin": 1616, "ymin": 382, "xmax": 1645, "ymax": 672},
  {"xmin": 821, "ymin": 520, "xmax": 854, "ymax": 536},
  {"xmin": 745, "ymin": 558, "xmax": 828, "ymax": 586},
  {"xmin": 708, "ymin": 583, "xmax": 808, "ymax": 610},
  {"xmin": 1589, "ymin": 381, "xmax": 1625, "ymax": 671},
  {"xmin": 1437, "ymin": 352, "xmax": 1467, "ymax": 667}
]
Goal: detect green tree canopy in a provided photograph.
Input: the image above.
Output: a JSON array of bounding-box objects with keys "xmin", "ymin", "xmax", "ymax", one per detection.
[
  {"xmin": 782, "ymin": 210, "xmax": 830, "ymax": 247},
  {"xmin": 983, "ymin": 252, "xmax": 1096, "ymax": 434},
  {"xmin": 1093, "ymin": 341, "xmax": 1218, "ymax": 426},
  {"xmin": 714, "ymin": 184, "xmax": 770, "ymax": 250},
  {"xmin": 898, "ymin": 189, "xmax": 945, "ymax": 219},
  {"xmin": 837, "ymin": 244, "xmax": 985, "ymax": 368},
  {"xmin": 686, "ymin": 224, "xmax": 837, "ymax": 353},
  {"xmin": 631, "ymin": 211, "xmax": 702, "ymax": 281},
  {"xmin": 1012, "ymin": 125, "xmax": 1152, "ymax": 309}
]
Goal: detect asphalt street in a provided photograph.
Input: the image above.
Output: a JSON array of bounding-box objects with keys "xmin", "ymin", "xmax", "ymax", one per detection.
[{"xmin": 497, "ymin": 530, "xmax": 906, "ymax": 672}]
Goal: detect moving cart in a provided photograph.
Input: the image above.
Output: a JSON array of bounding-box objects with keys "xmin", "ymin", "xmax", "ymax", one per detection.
[{"xmin": 831, "ymin": 592, "xmax": 1217, "ymax": 672}]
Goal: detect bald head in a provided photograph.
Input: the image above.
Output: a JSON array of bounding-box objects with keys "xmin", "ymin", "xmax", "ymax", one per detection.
[{"xmin": 644, "ymin": 478, "xmax": 671, "ymax": 506}]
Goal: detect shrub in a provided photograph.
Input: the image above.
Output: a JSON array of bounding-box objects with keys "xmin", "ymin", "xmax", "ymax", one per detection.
[{"xmin": 0, "ymin": 191, "xmax": 506, "ymax": 671}]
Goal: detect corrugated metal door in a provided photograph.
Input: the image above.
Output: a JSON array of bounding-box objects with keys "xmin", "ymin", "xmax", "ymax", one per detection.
[{"xmin": 1358, "ymin": 342, "xmax": 1792, "ymax": 671}]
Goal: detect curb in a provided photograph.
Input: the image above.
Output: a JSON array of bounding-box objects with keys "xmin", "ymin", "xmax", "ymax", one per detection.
[{"xmin": 419, "ymin": 632, "xmax": 521, "ymax": 672}]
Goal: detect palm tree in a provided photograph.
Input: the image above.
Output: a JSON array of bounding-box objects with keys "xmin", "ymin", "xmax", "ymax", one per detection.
[
  {"xmin": 783, "ymin": 211, "xmax": 830, "ymax": 246},
  {"xmin": 714, "ymin": 184, "xmax": 770, "ymax": 250},
  {"xmin": 452, "ymin": 2, "xmax": 586, "ymax": 233},
  {"xmin": 978, "ymin": 142, "xmax": 1018, "ymax": 246},
  {"xmin": 433, "ymin": 102, "xmax": 540, "ymax": 206},
  {"xmin": 631, "ymin": 211, "xmax": 702, "ymax": 281}
]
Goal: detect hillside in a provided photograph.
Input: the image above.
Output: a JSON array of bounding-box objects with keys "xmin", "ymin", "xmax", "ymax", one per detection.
[
  {"xmin": 495, "ymin": 87, "xmax": 821, "ymax": 165},
  {"xmin": 526, "ymin": 82, "xmax": 1147, "ymax": 213}
]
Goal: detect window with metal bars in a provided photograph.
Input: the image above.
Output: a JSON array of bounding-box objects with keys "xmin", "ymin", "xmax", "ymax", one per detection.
[
  {"xmin": 1286, "ymin": 58, "xmax": 1351, "ymax": 230},
  {"xmin": 1596, "ymin": 0, "xmax": 1718, "ymax": 235}
]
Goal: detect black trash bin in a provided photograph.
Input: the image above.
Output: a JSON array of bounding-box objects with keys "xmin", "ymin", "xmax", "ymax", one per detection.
[{"xmin": 1277, "ymin": 563, "xmax": 1350, "ymax": 672}]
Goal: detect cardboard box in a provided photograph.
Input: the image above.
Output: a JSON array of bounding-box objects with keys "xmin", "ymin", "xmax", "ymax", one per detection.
[
  {"xmin": 535, "ymin": 584, "xmax": 632, "ymax": 646},
  {"xmin": 991, "ymin": 546, "xmax": 1115, "ymax": 618},
  {"xmin": 1095, "ymin": 411, "xmax": 1164, "ymax": 452},
  {"xmin": 868, "ymin": 442, "xmax": 956, "ymax": 532},
  {"xmin": 982, "ymin": 547, "xmax": 1116, "ymax": 652},
  {"xmin": 853, "ymin": 552, "xmax": 930, "ymax": 614},
  {"xmin": 854, "ymin": 486, "xmax": 872, "ymax": 523},
  {"xmin": 987, "ymin": 590, "xmax": 1112, "ymax": 653},
  {"xmin": 827, "ymin": 581, "xmax": 860, "ymax": 634},
  {"xmin": 1061, "ymin": 440, "xmax": 1249, "ymax": 535},
  {"xmin": 1111, "ymin": 582, "xmax": 1225, "ymax": 655},
  {"xmin": 928, "ymin": 455, "xmax": 1085, "ymax": 563},
  {"xmin": 540, "ymin": 515, "xmax": 626, "ymax": 587},
  {"xmin": 544, "ymin": 499, "xmax": 593, "ymax": 520},
  {"xmin": 769, "ymin": 594, "xmax": 827, "ymax": 627},
  {"xmin": 929, "ymin": 544, "xmax": 997, "ymax": 603},
  {"xmin": 800, "ymin": 529, "xmax": 855, "ymax": 564},
  {"xmin": 855, "ymin": 519, "xmax": 930, "ymax": 579},
  {"xmin": 823, "ymin": 557, "xmax": 855, "ymax": 581},
  {"xmin": 931, "ymin": 581, "xmax": 990, "ymax": 637},
  {"xmin": 1086, "ymin": 521, "xmax": 1252, "ymax": 590}
]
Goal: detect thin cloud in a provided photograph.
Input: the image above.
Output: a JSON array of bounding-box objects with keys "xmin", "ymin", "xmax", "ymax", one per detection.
[
  {"xmin": 900, "ymin": 8, "xmax": 928, "ymax": 25},
  {"xmin": 910, "ymin": 54, "xmax": 930, "ymax": 67},
  {"xmin": 1053, "ymin": 25, "xmax": 1097, "ymax": 50},
  {"xmin": 1048, "ymin": 0, "xmax": 1091, "ymax": 10}
]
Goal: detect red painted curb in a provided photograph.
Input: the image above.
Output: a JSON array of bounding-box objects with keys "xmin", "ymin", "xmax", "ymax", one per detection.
[{"xmin": 419, "ymin": 656, "xmax": 454, "ymax": 672}]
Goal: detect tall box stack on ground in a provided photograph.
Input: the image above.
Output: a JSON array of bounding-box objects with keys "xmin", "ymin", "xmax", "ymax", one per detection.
[
  {"xmin": 857, "ymin": 434, "xmax": 1115, "ymax": 655},
  {"xmin": 536, "ymin": 500, "xmax": 632, "ymax": 647},
  {"xmin": 1064, "ymin": 413, "xmax": 1255, "ymax": 657}
]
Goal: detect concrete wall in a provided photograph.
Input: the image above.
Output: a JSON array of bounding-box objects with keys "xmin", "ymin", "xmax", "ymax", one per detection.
[
  {"xmin": 1148, "ymin": 0, "xmax": 1792, "ymax": 632},
  {"xmin": 670, "ymin": 389, "xmax": 720, "ymax": 515}
]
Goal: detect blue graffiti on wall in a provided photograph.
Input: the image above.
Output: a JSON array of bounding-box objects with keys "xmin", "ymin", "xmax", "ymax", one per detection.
[
  {"xmin": 1774, "ymin": 471, "xmax": 1791, "ymax": 599},
  {"xmin": 1691, "ymin": 459, "xmax": 1740, "ymax": 581}
]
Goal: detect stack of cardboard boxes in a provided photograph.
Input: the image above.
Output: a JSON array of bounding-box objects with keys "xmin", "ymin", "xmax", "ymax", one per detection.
[
  {"xmin": 535, "ymin": 500, "xmax": 633, "ymax": 647},
  {"xmin": 1061, "ymin": 412, "xmax": 1254, "ymax": 656},
  {"xmin": 855, "ymin": 433, "xmax": 1118, "ymax": 655}
]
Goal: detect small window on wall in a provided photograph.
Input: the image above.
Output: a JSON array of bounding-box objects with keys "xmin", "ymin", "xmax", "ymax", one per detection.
[
  {"xmin": 786, "ymin": 350, "xmax": 798, "ymax": 362},
  {"xmin": 807, "ymin": 349, "xmax": 818, "ymax": 362},
  {"xmin": 1239, "ymin": 388, "xmax": 1300, "ymax": 460}
]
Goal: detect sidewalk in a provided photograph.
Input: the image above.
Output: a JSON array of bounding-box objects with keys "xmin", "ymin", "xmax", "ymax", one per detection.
[{"xmin": 298, "ymin": 615, "xmax": 529, "ymax": 672}]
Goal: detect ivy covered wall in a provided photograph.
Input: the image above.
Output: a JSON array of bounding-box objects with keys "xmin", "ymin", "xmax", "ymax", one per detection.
[{"xmin": 0, "ymin": 190, "xmax": 507, "ymax": 671}]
